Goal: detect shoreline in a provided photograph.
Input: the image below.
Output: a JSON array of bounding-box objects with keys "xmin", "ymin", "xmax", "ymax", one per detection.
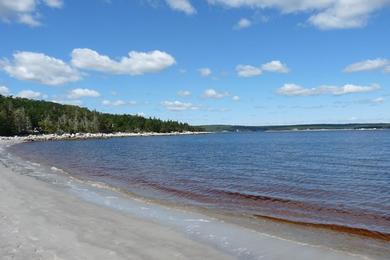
[
  {"xmin": 0, "ymin": 131, "xmax": 211, "ymax": 143},
  {"xmin": 1, "ymin": 139, "xmax": 388, "ymax": 259}
]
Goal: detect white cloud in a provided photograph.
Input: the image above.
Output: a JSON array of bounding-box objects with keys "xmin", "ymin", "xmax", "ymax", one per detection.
[
  {"xmin": 18, "ymin": 13, "xmax": 40, "ymax": 26},
  {"xmin": 0, "ymin": 85, "xmax": 10, "ymax": 96},
  {"xmin": 1, "ymin": 51, "xmax": 81, "ymax": 85},
  {"xmin": 0, "ymin": 0, "xmax": 63, "ymax": 26},
  {"xmin": 102, "ymin": 100, "xmax": 124, "ymax": 106},
  {"xmin": 17, "ymin": 89, "xmax": 41, "ymax": 99},
  {"xmin": 162, "ymin": 100, "xmax": 199, "ymax": 111},
  {"xmin": 43, "ymin": 0, "xmax": 63, "ymax": 8},
  {"xmin": 198, "ymin": 67, "xmax": 212, "ymax": 77},
  {"xmin": 165, "ymin": 0, "xmax": 196, "ymax": 14},
  {"xmin": 236, "ymin": 60, "xmax": 289, "ymax": 77},
  {"xmin": 67, "ymin": 88, "xmax": 100, "ymax": 99},
  {"xmin": 178, "ymin": 90, "xmax": 191, "ymax": 97},
  {"xmin": 52, "ymin": 99, "xmax": 83, "ymax": 106},
  {"xmin": 277, "ymin": 83, "xmax": 380, "ymax": 96},
  {"xmin": 308, "ymin": 1, "xmax": 389, "ymax": 30},
  {"xmin": 71, "ymin": 48, "xmax": 176, "ymax": 75},
  {"xmin": 102, "ymin": 100, "xmax": 137, "ymax": 106},
  {"xmin": 371, "ymin": 97, "xmax": 385, "ymax": 104},
  {"xmin": 344, "ymin": 58, "xmax": 389, "ymax": 73},
  {"xmin": 262, "ymin": 60, "xmax": 289, "ymax": 73},
  {"xmin": 385, "ymin": 66, "xmax": 390, "ymax": 73},
  {"xmin": 234, "ymin": 18, "xmax": 252, "ymax": 29},
  {"xmin": 232, "ymin": 95, "xmax": 240, "ymax": 101},
  {"xmin": 236, "ymin": 65, "xmax": 262, "ymax": 77},
  {"xmin": 207, "ymin": 0, "xmax": 390, "ymax": 30},
  {"xmin": 204, "ymin": 88, "xmax": 229, "ymax": 99}
]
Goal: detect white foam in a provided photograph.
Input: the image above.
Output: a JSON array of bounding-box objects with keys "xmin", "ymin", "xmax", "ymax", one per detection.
[{"xmin": 184, "ymin": 218, "xmax": 211, "ymax": 223}]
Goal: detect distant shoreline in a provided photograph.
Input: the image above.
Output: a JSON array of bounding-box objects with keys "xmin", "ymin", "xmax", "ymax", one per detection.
[
  {"xmin": 201, "ymin": 123, "xmax": 390, "ymax": 133},
  {"xmin": 264, "ymin": 128, "xmax": 390, "ymax": 133}
]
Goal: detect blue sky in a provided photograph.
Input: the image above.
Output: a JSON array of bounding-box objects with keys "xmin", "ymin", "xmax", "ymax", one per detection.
[{"xmin": 0, "ymin": 0, "xmax": 389, "ymax": 125}]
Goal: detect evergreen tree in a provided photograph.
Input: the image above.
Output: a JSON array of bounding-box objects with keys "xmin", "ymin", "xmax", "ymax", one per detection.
[{"xmin": 0, "ymin": 95, "xmax": 203, "ymax": 136}]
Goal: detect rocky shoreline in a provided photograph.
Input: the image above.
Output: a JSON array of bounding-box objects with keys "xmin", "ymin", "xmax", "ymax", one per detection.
[{"xmin": 0, "ymin": 131, "xmax": 211, "ymax": 142}]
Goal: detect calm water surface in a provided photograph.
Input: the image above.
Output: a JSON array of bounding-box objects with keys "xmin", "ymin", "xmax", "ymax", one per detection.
[{"xmin": 11, "ymin": 131, "xmax": 390, "ymax": 238}]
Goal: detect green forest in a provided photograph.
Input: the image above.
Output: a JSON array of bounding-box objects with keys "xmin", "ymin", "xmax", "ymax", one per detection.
[{"xmin": 0, "ymin": 95, "xmax": 202, "ymax": 136}]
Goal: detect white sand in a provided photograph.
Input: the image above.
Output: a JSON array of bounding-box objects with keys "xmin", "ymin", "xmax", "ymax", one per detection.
[{"xmin": 0, "ymin": 141, "xmax": 230, "ymax": 260}]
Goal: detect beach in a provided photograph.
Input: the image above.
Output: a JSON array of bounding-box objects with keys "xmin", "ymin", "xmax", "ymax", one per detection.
[
  {"xmin": 0, "ymin": 136, "xmax": 388, "ymax": 260},
  {"xmin": 0, "ymin": 139, "xmax": 231, "ymax": 260}
]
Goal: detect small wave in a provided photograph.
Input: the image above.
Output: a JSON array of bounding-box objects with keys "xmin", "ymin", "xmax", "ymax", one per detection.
[
  {"xmin": 184, "ymin": 218, "xmax": 211, "ymax": 223},
  {"xmin": 51, "ymin": 166, "xmax": 63, "ymax": 172}
]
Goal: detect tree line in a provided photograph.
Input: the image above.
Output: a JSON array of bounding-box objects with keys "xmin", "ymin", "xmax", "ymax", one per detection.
[{"xmin": 0, "ymin": 95, "xmax": 203, "ymax": 136}]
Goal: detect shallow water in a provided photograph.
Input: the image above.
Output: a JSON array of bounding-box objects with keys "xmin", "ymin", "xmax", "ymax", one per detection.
[{"xmin": 10, "ymin": 131, "xmax": 390, "ymax": 238}]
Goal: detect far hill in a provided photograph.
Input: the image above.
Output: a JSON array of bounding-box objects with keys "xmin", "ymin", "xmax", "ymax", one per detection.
[{"xmin": 201, "ymin": 124, "xmax": 390, "ymax": 132}]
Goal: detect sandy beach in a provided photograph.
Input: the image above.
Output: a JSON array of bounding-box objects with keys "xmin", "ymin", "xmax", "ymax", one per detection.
[{"xmin": 0, "ymin": 139, "xmax": 231, "ymax": 260}]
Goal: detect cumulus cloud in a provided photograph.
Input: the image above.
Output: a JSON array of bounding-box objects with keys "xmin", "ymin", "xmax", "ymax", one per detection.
[
  {"xmin": 262, "ymin": 60, "xmax": 289, "ymax": 73},
  {"xmin": 0, "ymin": 0, "xmax": 63, "ymax": 26},
  {"xmin": 67, "ymin": 88, "xmax": 100, "ymax": 99},
  {"xmin": 232, "ymin": 95, "xmax": 240, "ymax": 101},
  {"xmin": 236, "ymin": 65, "xmax": 262, "ymax": 77},
  {"xmin": 343, "ymin": 58, "xmax": 389, "ymax": 73},
  {"xmin": 234, "ymin": 18, "xmax": 252, "ymax": 29},
  {"xmin": 178, "ymin": 90, "xmax": 191, "ymax": 97},
  {"xmin": 308, "ymin": 1, "xmax": 389, "ymax": 30},
  {"xmin": 71, "ymin": 48, "xmax": 176, "ymax": 75},
  {"xmin": 165, "ymin": 0, "xmax": 196, "ymax": 14},
  {"xmin": 0, "ymin": 85, "xmax": 10, "ymax": 96},
  {"xmin": 371, "ymin": 97, "xmax": 385, "ymax": 104},
  {"xmin": 17, "ymin": 89, "xmax": 42, "ymax": 99},
  {"xmin": 277, "ymin": 83, "xmax": 380, "ymax": 96},
  {"xmin": 204, "ymin": 88, "xmax": 229, "ymax": 99},
  {"xmin": 0, "ymin": 51, "xmax": 81, "ymax": 85},
  {"xmin": 102, "ymin": 100, "xmax": 137, "ymax": 106},
  {"xmin": 198, "ymin": 67, "xmax": 212, "ymax": 77},
  {"xmin": 236, "ymin": 60, "xmax": 289, "ymax": 77},
  {"xmin": 162, "ymin": 100, "xmax": 199, "ymax": 111},
  {"xmin": 207, "ymin": 0, "xmax": 390, "ymax": 30}
]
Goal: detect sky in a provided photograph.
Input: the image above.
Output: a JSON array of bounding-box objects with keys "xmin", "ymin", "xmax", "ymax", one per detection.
[{"xmin": 0, "ymin": 0, "xmax": 389, "ymax": 126}]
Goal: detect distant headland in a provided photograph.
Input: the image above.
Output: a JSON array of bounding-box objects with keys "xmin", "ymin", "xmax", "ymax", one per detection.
[{"xmin": 200, "ymin": 123, "xmax": 390, "ymax": 132}]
